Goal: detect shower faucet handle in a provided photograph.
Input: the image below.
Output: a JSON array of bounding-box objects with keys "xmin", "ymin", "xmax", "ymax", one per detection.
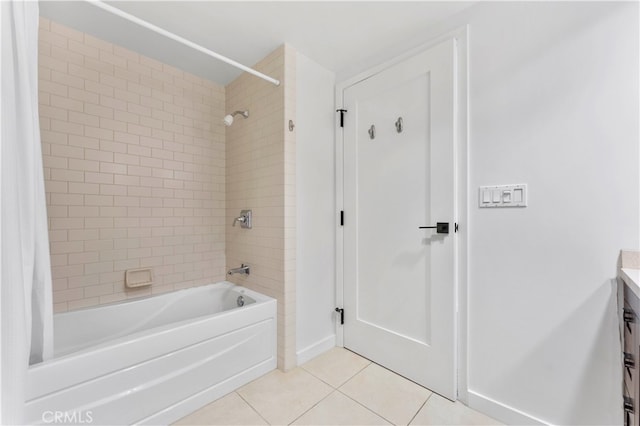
[{"xmin": 233, "ymin": 210, "xmax": 252, "ymax": 229}]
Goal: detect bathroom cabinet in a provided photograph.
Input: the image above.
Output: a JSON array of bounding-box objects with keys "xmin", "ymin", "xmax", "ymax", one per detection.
[{"xmin": 622, "ymin": 266, "xmax": 640, "ymax": 426}]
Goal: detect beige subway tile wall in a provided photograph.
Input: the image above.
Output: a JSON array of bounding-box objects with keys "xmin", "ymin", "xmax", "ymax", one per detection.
[
  {"xmin": 226, "ymin": 45, "xmax": 297, "ymax": 371},
  {"xmin": 38, "ymin": 18, "xmax": 227, "ymax": 312}
]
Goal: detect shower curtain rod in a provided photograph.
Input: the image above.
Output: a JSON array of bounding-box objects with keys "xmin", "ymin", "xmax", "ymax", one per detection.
[{"xmin": 87, "ymin": 1, "xmax": 281, "ymax": 87}]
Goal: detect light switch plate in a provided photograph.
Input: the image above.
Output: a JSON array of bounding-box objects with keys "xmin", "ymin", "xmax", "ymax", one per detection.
[{"xmin": 479, "ymin": 184, "xmax": 527, "ymax": 208}]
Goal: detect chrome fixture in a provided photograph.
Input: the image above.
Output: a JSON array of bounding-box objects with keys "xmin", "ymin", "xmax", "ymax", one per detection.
[
  {"xmin": 395, "ymin": 117, "xmax": 403, "ymax": 133},
  {"xmin": 228, "ymin": 264, "xmax": 250, "ymax": 276},
  {"xmin": 232, "ymin": 209, "xmax": 252, "ymax": 229},
  {"xmin": 368, "ymin": 124, "xmax": 376, "ymax": 140},
  {"xmin": 288, "ymin": 119, "xmax": 295, "ymax": 132},
  {"xmin": 237, "ymin": 295, "xmax": 245, "ymax": 307},
  {"xmin": 223, "ymin": 110, "xmax": 250, "ymax": 127}
]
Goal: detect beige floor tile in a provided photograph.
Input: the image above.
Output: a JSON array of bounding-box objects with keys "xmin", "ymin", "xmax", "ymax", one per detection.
[
  {"xmin": 292, "ymin": 390, "xmax": 390, "ymax": 425},
  {"xmin": 237, "ymin": 367, "xmax": 333, "ymax": 425},
  {"xmin": 339, "ymin": 363, "xmax": 432, "ymax": 425},
  {"xmin": 173, "ymin": 392, "xmax": 267, "ymax": 425},
  {"xmin": 301, "ymin": 347, "xmax": 371, "ymax": 388},
  {"xmin": 410, "ymin": 394, "xmax": 502, "ymax": 426}
]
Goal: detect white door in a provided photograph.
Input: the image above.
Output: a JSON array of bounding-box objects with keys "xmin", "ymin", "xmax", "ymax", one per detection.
[{"xmin": 342, "ymin": 39, "xmax": 457, "ymax": 399}]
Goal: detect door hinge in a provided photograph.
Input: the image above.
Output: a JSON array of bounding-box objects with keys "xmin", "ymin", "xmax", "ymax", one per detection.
[
  {"xmin": 340, "ymin": 210, "xmax": 344, "ymax": 226},
  {"xmin": 336, "ymin": 109, "xmax": 347, "ymax": 128},
  {"xmin": 455, "ymin": 223, "xmax": 459, "ymax": 233},
  {"xmin": 335, "ymin": 307, "xmax": 344, "ymax": 325}
]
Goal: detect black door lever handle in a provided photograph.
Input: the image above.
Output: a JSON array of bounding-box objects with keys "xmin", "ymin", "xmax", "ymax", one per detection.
[{"xmin": 419, "ymin": 222, "xmax": 449, "ymax": 234}]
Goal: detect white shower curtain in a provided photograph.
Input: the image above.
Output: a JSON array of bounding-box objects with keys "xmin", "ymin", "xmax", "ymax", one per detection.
[{"xmin": 1, "ymin": 0, "xmax": 54, "ymax": 423}]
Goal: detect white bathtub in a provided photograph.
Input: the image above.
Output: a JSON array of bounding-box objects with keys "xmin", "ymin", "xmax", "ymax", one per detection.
[{"xmin": 25, "ymin": 282, "xmax": 277, "ymax": 425}]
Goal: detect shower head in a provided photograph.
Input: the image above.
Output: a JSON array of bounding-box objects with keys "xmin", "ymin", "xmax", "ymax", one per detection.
[{"xmin": 223, "ymin": 110, "xmax": 249, "ymax": 127}]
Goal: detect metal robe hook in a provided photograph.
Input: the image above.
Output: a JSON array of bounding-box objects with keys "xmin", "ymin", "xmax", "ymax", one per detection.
[
  {"xmin": 395, "ymin": 117, "xmax": 403, "ymax": 133},
  {"xmin": 368, "ymin": 124, "xmax": 376, "ymax": 140}
]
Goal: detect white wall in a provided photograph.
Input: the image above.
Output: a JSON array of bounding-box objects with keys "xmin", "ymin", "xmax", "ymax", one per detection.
[
  {"xmin": 338, "ymin": 2, "xmax": 639, "ymax": 424},
  {"xmin": 466, "ymin": 3, "xmax": 637, "ymax": 424},
  {"xmin": 295, "ymin": 53, "xmax": 337, "ymax": 364}
]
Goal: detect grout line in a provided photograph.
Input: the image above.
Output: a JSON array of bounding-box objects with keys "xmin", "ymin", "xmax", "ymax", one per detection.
[
  {"xmin": 342, "ymin": 349, "xmax": 374, "ymax": 379},
  {"xmin": 235, "ymin": 390, "xmax": 272, "ymax": 425},
  {"xmin": 334, "ymin": 353, "xmax": 435, "ymax": 426},
  {"xmin": 407, "ymin": 392, "xmax": 433, "ymax": 425},
  {"xmin": 336, "ymin": 389, "xmax": 394, "ymax": 425},
  {"xmin": 354, "ymin": 355, "xmax": 436, "ymax": 395},
  {"xmin": 298, "ymin": 348, "xmax": 372, "ymax": 390},
  {"xmin": 299, "ymin": 365, "xmax": 338, "ymax": 389},
  {"xmin": 300, "ymin": 359, "xmax": 370, "ymax": 390},
  {"xmin": 287, "ymin": 388, "xmax": 337, "ymax": 425},
  {"xmin": 338, "ymin": 358, "xmax": 372, "ymax": 387}
]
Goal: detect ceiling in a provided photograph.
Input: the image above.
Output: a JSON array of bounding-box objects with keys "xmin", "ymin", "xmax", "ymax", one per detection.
[{"xmin": 39, "ymin": 1, "xmax": 475, "ymax": 86}]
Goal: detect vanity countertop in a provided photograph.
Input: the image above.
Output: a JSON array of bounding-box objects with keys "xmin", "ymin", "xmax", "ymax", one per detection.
[{"xmin": 622, "ymin": 268, "xmax": 640, "ymax": 298}]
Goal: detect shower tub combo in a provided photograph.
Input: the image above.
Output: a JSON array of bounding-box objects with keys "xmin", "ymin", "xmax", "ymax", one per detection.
[{"xmin": 25, "ymin": 282, "xmax": 276, "ymax": 425}]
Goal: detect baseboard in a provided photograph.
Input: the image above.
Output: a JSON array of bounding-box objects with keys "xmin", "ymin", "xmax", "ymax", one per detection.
[
  {"xmin": 467, "ymin": 390, "xmax": 551, "ymax": 425},
  {"xmin": 296, "ymin": 335, "xmax": 336, "ymax": 365}
]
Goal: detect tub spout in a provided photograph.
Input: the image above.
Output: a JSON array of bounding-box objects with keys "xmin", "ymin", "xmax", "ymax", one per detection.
[{"xmin": 228, "ymin": 264, "xmax": 250, "ymax": 276}]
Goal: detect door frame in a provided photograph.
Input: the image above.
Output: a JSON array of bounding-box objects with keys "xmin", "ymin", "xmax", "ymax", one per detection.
[{"xmin": 334, "ymin": 26, "xmax": 469, "ymax": 402}]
